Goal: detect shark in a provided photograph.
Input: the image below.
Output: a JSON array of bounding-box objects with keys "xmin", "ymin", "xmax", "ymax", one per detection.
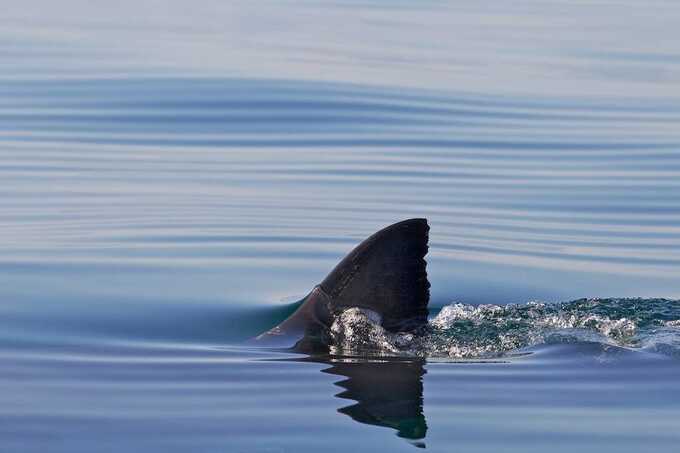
[{"xmin": 254, "ymin": 218, "xmax": 430, "ymax": 352}]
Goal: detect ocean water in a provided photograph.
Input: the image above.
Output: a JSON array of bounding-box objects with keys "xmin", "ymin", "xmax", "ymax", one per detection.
[{"xmin": 2, "ymin": 1, "xmax": 680, "ymax": 451}]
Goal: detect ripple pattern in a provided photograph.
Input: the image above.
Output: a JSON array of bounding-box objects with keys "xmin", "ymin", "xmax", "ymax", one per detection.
[{"xmin": 1, "ymin": 78, "xmax": 680, "ymax": 305}]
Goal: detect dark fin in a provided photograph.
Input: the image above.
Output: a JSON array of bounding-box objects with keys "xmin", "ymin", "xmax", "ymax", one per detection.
[
  {"xmin": 320, "ymin": 218, "xmax": 430, "ymax": 331},
  {"xmin": 254, "ymin": 218, "xmax": 430, "ymax": 350}
]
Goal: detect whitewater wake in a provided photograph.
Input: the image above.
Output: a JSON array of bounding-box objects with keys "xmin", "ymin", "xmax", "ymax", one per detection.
[{"xmin": 329, "ymin": 298, "xmax": 680, "ymax": 358}]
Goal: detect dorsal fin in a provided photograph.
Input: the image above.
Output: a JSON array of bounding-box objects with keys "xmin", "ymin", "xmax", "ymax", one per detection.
[
  {"xmin": 255, "ymin": 219, "xmax": 430, "ymax": 349},
  {"xmin": 319, "ymin": 218, "xmax": 430, "ymax": 330}
]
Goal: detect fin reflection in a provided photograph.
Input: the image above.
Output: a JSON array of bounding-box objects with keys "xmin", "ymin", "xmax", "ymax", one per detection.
[{"xmin": 318, "ymin": 357, "xmax": 428, "ymax": 446}]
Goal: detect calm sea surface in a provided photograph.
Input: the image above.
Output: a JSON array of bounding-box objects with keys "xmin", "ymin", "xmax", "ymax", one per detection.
[{"xmin": 2, "ymin": 1, "xmax": 680, "ymax": 451}]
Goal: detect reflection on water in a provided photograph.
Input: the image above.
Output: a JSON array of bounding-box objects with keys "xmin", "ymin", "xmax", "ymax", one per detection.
[
  {"xmin": 322, "ymin": 358, "xmax": 427, "ymax": 445},
  {"xmin": 281, "ymin": 356, "xmax": 428, "ymax": 445}
]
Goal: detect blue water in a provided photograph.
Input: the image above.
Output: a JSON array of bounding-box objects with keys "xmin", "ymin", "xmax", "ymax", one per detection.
[{"xmin": 2, "ymin": 1, "xmax": 680, "ymax": 451}]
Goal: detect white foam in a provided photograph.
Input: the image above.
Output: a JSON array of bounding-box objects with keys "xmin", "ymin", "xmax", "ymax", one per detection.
[{"xmin": 327, "ymin": 298, "xmax": 680, "ymax": 359}]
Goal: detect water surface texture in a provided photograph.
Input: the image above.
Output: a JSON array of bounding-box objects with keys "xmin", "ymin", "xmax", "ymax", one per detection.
[{"xmin": 2, "ymin": 1, "xmax": 680, "ymax": 452}]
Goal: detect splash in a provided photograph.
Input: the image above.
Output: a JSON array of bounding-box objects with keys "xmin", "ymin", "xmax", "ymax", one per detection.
[{"xmin": 329, "ymin": 298, "xmax": 680, "ymax": 359}]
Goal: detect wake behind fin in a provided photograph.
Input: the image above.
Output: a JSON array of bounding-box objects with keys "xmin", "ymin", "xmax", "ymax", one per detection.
[{"xmin": 255, "ymin": 218, "xmax": 430, "ymax": 350}]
